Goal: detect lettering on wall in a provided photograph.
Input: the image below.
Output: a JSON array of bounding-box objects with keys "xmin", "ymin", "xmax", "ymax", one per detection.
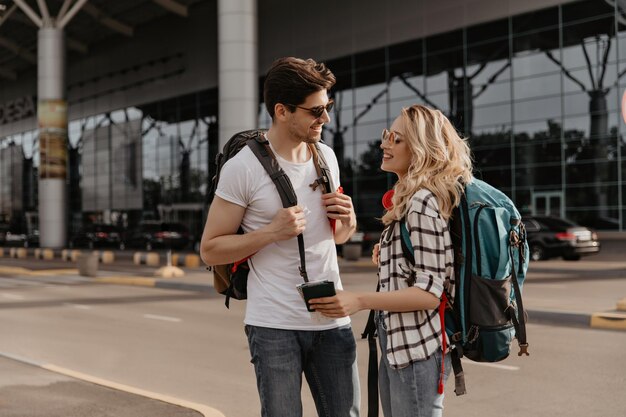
[{"xmin": 0, "ymin": 96, "xmax": 36, "ymax": 125}]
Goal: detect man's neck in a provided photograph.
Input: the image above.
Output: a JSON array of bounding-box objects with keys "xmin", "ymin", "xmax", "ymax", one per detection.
[{"xmin": 266, "ymin": 127, "xmax": 310, "ymax": 163}]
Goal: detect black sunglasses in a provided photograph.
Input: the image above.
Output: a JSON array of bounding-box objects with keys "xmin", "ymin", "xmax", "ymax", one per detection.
[{"xmin": 285, "ymin": 99, "xmax": 334, "ymax": 118}]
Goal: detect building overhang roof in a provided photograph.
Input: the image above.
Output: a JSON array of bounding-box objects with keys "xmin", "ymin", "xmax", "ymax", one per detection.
[{"xmin": 0, "ymin": 0, "xmax": 208, "ymax": 81}]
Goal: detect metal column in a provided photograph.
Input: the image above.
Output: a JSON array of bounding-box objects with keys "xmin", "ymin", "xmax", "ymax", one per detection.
[
  {"xmin": 217, "ymin": 0, "xmax": 258, "ymax": 149},
  {"xmin": 38, "ymin": 26, "xmax": 67, "ymax": 248},
  {"xmin": 13, "ymin": 0, "xmax": 88, "ymax": 248}
]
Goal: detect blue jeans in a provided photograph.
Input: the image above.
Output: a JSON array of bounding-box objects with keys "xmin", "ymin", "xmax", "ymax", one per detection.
[
  {"xmin": 245, "ymin": 324, "xmax": 360, "ymax": 417},
  {"xmin": 377, "ymin": 317, "xmax": 451, "ymax": 417}
]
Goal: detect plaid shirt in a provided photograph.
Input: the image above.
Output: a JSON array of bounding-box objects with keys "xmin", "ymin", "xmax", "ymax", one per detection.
[{"xmin": 378, "ymin": 189, "xmax": 455, "ymax": 368}]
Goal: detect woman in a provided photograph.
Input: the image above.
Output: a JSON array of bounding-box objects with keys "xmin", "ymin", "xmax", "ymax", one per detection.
[{"xmin": 311, "ymin": 104, "xmax": 473, "ymax": 416}]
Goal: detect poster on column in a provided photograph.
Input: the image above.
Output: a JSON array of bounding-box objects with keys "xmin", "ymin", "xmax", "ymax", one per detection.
[{"xmin": 38, "ymin": 99, "xmax": 67, "ymax": 179}]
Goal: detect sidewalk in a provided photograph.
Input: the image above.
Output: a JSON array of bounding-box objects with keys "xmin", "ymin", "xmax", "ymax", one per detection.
[{"xmin": 0, "ymin": 353, "xmax": 217, "ymax": 417}]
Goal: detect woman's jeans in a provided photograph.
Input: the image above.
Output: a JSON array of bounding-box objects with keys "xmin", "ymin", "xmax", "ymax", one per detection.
[
  {"xmin": 245, "ymin": 324, "xmax": 360, "ymax": 417},
  {"xmin": 376, "ymin": 315, "xmax": 451, "ymax": 417}
]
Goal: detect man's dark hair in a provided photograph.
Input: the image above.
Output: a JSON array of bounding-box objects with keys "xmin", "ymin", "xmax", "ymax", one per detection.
[{"xmin": 263, "ymin": 57, "xmax": 336, "ymax": 119}]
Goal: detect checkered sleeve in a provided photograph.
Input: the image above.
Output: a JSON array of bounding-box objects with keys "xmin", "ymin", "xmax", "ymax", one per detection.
[{"xmin": 405, "ymin": 191, "xmax": 450, "ymax": 299}]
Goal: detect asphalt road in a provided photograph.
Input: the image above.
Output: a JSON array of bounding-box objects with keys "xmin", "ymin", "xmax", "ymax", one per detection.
[{"xmin": 0, "ymin": 255, "xmax": 625, "ymax": 417}]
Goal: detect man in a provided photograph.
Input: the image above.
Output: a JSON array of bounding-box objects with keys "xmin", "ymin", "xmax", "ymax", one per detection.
[{"xmin": 200, "ymin": 57, "xmax": 360, "ymax": 417}]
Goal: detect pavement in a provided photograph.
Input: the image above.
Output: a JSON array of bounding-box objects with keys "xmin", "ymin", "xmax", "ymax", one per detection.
[{"xmin": 1, "ymin": 240, "xmax": 626, "ymax": 416}]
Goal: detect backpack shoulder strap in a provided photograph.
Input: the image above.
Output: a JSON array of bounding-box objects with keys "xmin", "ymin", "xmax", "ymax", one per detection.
[
  {"xmin": 245, "ymin": 132, "xmax": 309, "ymax": 282},
  {"xmin": 399, "ymin": 218, "xmax": 415, "ymax": 266},
  {"xmin": 247, "ymin": 132, "xmax": 298, "ymax": 208},
  {"xmin": 308, "ymin": 142, "xmax": 336, "ymax": 194}
]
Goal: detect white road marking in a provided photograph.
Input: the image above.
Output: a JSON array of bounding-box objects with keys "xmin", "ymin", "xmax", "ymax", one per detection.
[
  {"xmin": 0, "ymin": 351, "xmax": 225, "ymax": 417},
  {"xmin": 143, "ymin": 314, "xmax": 181, "ymax": 323},
  {"xmin": 462, "ymin": 360, "xmax": 520, "ymax": 371},
  {"xmin": 64, "ymin": 303, "xmax": 92, "ymax": 310},
  {"xmin": 1, "ymin": 293, "xmax": 24, "ymax": 300}
]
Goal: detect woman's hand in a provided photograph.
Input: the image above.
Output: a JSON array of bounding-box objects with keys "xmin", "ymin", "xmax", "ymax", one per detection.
[
  {"xmin": 309, "ymin": 290, "xmax": 363, "ymax": 318},
  {"xmin": 372, "ymin": 243, "xmax": 380, "ymax": 265}
]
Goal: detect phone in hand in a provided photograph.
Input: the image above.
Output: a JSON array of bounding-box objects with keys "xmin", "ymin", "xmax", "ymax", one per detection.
[{"xmin": 297, "ymin": 280, "xmax": 336, "ymax": 312}]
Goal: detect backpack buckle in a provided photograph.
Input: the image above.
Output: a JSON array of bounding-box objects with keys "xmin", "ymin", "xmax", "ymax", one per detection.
[
  {"xmin": 450, "ymin": 332, "xmax": 463, "ymax": 343},
  {"xmin": 467, "ymin": 325, "xmax": 480, "ymax": 344},
  {"xmin": 309, "ymin": 175, "xmax": 329, "ymax": 192},
  {"xmin": 518, "ymin": 343, "xmax": 530, "ymax": 356}
]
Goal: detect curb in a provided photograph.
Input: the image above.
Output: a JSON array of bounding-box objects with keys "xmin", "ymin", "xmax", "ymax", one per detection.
[
  {"xmin": 94, "ymin": 276, "xmax": 157, "ymax": 287},
  {"xmin": 94, "ymin": 276, "xmax": 217, "ymax": 294},
  {"xmin": 34, "ymin": 248, "xmax": 55, "ymax": 260},
  {"xmin": 529, "ymin": 309, "xmax": 626, "ymax": 331},
  {"xmin": 0, "ymin": 247, "xmax": 200, "ymax": 267},
  {"xmin": 0, "ymin": 265, "xmax": 215, "ymax": 294},
  {"xmin": 134, "ymin": 252, "xmax": 160, "ymax": 266},
  {"xmin": 527, "ymin": 309, "xmax": 592, "ymax": 328},
  {"xmin": 590, "ymin": 312, "xmax": 626, "ymax": 330},
  {"xmin": 0, "ymin": 352, "xmax": 225, "ymax": 417},
  {"xmin": 155, "ymin": 280, "xmax": 216, "ymax": 293}
]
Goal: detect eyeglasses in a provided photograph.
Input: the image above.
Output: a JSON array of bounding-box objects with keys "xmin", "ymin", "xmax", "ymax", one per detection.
[
  {"xmin": 381, "ymin": 128, "xmax": 398, "ymax": 144},
  {"xmin": 286, "ymin": 99, "xmax": 334, "ymax": 118}
]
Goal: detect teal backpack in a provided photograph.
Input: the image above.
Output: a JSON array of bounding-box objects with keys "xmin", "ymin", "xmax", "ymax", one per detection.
[
  {"xmin": 402, "ymin": 178, "xmax": 530, "ymax": 395},
  {"xmin": 362, "ymin": 179, "xmax": 529, "ymax": 415}
]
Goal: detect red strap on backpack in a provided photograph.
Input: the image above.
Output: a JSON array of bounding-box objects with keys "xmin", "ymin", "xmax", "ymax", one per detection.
[
  {"xmin": 329, "ymin": 186, "xmax": 344, "ymax": 234},
  {"xmin": 231, "ymin": 257, "xmax": 250, "ymax": 273},
  {"xmin": 438, "ymin": 292, "xmax": 448, "ymax": 394}
]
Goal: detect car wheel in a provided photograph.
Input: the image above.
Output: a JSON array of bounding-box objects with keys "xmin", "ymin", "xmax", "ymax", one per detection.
[
  {"xmin": 530, "ymin": 244, "xmax": 546, "ymax": 261},
  {"xmin": 562, "ymin": 254, "xmax": 581, "ymax": 261}
]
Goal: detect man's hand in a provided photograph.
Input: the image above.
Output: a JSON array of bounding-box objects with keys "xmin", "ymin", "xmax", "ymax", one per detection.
[
  {"xmin": 309, "ymin": 290, "xmax": 363, "ymax": 318},
  {"xmin": 267, "ymin": 206, "xmax": 306, "ymax": 241},
  {"xmin": 322, "ymin": 192, "xmax": 355, "ymax": 228}
]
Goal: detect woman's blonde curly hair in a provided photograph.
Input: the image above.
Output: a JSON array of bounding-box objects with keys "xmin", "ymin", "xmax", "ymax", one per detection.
[{"xmin": 381, "ymin": 104, "xmax": 473, "ymax": 225}]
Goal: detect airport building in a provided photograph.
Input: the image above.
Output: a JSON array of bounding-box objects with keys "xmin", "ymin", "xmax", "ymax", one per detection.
[{"xmin": 0, "ymin": 0, "xmax": 624, "ymax": 249}]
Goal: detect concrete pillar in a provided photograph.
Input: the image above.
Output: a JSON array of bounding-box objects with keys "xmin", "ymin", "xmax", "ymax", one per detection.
[
  {"xmin": 217, "ymin": 0, "xmax": 258, "ymax": 149},
  {"xmin": 37, "ymin": 27, "xmax": 67, "ymax": 248}
]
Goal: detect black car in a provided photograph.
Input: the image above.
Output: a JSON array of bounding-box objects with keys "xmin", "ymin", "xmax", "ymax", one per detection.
[
  {"xmin": 3, "ymin": 230, "xmax": 39, "ymax": 248},
  {"xmin": 69, "ymin": 224, "xmax": 124, "ymax": 249},
  {"xmin": 0, "ymin": 223, "xmax": 9, "ymax": 246},
  {"xmin": 524, "ymin": 216, "xmax": 600, "ymax": 261},
  {"xmin": 124, "ymin": 221, "xmax": 191, "ymax": 250}
]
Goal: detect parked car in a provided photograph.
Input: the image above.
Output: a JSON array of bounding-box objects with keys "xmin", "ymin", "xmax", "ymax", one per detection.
[
  {"xmin": 69, "ymin": 223, "xmax": 124, "ymax": 249},
  {"xmin": 524, "ymin": 216, "xmax": 600, "ymax": 261},
  {"xmin": 124, "ymin": 221, "xmax": 191, "ymax": 250},
  {"xmin": 3, "ymin": 230, "xmax": 39, "ymax": 248},
  {"xmin": 0, "ymin": 223, "xmax": 9, "ymax": 245}
]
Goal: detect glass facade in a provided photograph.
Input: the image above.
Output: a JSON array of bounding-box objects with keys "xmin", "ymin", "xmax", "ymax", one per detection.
[
  {"xmin": 316, "ymin": 0, "xmax": 626, "ymax": 234},
  {"xmin": 0, "ymin": 0, "xmax": 624, "ymax": 245}
]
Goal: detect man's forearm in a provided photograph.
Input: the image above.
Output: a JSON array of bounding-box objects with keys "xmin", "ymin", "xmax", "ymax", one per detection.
[
  {"xmin": 201, "ymin": 228, "xmax": 276, "ymax": 265},
  {"xmin": 333, "ymin": 217, "xmax": 357, "ymax": 244}
]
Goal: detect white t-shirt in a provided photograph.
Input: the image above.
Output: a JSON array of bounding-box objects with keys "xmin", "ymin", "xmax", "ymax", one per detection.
[{"xmin": 215, "ymin": 139, "xmax": 351, "ymax": 330}]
